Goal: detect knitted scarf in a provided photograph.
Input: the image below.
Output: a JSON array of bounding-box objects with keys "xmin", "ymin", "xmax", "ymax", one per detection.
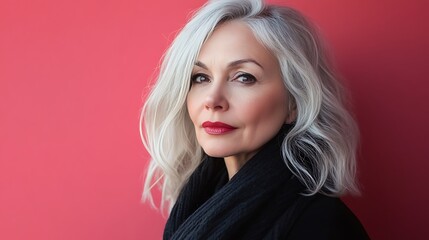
[{"xmin": 163, "ymin": 128, "xmax": 315, "ymax": 239}]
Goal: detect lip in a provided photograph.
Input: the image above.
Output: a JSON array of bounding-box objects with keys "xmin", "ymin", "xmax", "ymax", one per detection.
[{"xmin": 202, "ymin": 121, "xmax": 237, "ymax": 135}]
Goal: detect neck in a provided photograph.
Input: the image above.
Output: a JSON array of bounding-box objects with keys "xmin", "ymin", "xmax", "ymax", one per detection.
[{"xmin": 224, "ymin": 152, "xmax": 257, "ymax": 179}]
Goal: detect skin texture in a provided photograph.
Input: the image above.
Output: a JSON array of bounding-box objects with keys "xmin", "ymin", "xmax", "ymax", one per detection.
[{"xmin": 187, "ymin": 20, "xmax": 296, "ymax": 179}]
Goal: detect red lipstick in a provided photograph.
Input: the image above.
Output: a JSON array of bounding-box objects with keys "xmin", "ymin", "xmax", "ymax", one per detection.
[{"xmin": 202, "ymin": 121, "xmax": 237, "ymax": 135}]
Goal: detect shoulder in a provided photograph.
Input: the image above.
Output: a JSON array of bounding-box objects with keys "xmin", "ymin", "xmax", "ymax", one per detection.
[{"xmin": 288, "ymin": 194, "xmax": 370, "ymax": 240}]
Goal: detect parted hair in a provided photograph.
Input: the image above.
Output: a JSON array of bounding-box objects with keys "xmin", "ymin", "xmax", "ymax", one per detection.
[{"xmin": 140, "ymin": 0, "xmax": 359, "ymax": 211}]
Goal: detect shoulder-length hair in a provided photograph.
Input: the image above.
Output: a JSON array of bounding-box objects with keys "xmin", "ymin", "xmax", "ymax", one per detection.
[{"xmin": 140, "ymin": 0, "xmax": 359, "ymax": 211}]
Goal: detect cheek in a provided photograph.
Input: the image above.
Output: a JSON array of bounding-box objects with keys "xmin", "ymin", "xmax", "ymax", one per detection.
[
  {"xmin": 186, "ymin": 91, "xmax": 198, "ymax": 123},
  {"xmin": 239, "ymin": 91, "xmax": 288, "ymax": 126}
]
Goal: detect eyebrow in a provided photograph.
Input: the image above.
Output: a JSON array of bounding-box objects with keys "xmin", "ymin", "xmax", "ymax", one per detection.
[{"xmin": 194, "ymin": 58, "xmax": 264, "ymax": 70}]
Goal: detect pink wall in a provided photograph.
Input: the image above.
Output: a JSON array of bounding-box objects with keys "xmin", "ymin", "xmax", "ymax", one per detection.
[{"xmin": 1, "ymin": 0, "xmax": 428, "ymax": 239}]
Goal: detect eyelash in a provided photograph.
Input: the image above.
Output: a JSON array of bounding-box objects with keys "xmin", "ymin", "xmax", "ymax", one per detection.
[
  {"xmin": 190, "ymin": 72, "xmax": 257, "ymax": 84},
  {"xmin": 191, "ymin": 73, "xmax": 210, "ymax": 84},
  {"xmin": 234, "ymin": 73, "xmax": 257, "ymax": 84}
]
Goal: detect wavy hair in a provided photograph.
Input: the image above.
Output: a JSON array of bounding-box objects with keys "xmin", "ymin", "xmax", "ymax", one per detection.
[{"xmin": 140, "ymin": 0, "xmax": 359, "ymax": 212}]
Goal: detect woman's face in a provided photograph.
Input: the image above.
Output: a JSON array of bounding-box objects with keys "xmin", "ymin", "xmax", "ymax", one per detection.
[{"xmin": 187, "ymin": 20, "xmax": 296, "ymax": 162}]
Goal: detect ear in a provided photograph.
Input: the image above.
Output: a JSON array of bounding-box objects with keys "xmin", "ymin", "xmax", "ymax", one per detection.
[{"xmin": 285, "ymin": 98, "xmax": 297, "ymax": 124}]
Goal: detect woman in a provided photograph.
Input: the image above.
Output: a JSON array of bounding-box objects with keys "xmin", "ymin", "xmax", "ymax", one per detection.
[{"xmin": 141, "ymin": 0, "xmax": 369, "ymax": 239}]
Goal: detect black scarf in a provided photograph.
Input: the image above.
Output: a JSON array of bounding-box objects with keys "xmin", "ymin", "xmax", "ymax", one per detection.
[{"xmin": 163, "ymin": 127, "xmax": 322, "ymax": 239}]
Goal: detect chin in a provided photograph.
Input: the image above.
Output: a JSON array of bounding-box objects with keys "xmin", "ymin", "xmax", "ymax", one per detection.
[{"xmin": 202, "ymin": 147, "xmax": 234, "ymax": 158}]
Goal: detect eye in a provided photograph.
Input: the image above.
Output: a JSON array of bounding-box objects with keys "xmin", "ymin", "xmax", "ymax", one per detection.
[
  {"xmin": 191, "ymin": 73, "xmax": 210, "ymax": 84},
  {"xmin": 234, "ymin": 73, "xmax": 257, "ymax": 84}
]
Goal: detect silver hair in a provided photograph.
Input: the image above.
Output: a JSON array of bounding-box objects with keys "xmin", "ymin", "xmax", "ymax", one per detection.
[{"xmin": 140, "ymin": 0, "xmax": 359, "ymax": 211}]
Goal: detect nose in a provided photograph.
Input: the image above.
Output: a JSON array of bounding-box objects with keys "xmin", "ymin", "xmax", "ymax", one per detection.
[{"xmin": 204, "ymin": 81, "xmax": 229, "ymax": 111}]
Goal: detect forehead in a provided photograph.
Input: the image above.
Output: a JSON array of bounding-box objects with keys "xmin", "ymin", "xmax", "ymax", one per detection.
[{"xmin": 197, "ymin": 20, "xmax": 277, "ymax": 67}]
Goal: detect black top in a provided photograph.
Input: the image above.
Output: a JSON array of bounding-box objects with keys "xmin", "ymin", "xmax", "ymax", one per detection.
[{"xmin": 164, "ymin": 128, "xmax": 370, "ymax": 239}]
